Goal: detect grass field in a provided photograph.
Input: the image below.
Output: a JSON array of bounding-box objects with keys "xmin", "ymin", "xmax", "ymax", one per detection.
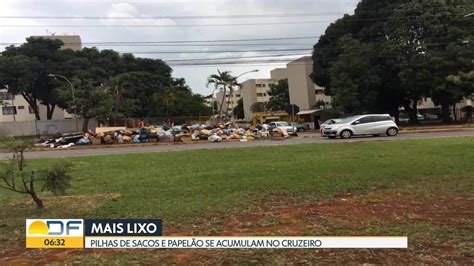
[{"xmin": 1, "ymin": 137, "xmax": 473, "ymax": 264}]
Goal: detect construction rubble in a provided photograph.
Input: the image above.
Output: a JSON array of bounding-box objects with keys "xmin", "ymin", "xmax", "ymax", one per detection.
[{"xmin": 35, "ymin": 123, "xmax": 293, "ymax": 149}]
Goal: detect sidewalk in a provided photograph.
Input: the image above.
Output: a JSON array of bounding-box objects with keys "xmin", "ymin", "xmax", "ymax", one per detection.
[{"xmin": 399, "ymin": 124, "xmax": 474, "ymax": 134}]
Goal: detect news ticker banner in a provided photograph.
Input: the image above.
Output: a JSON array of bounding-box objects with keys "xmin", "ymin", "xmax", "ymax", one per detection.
[{"xmin": 26, "ymin": 219, "xmax": 407, "ymax": 249}]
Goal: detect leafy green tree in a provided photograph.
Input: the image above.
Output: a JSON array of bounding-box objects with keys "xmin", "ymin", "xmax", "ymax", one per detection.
[
  {"xmin": 0, "ymin": 136, "xmax": 72, "ymax": 209},
  {"xmin": 150, "ymin": 86, "xmax": 211, "ymax": 118},
  {"xmin": 55, "ymin": 69, "xmax": 116, "ymax": 131},
  {"xmin": 1, "ymin": 37, "xmax": 72, "ymax": 120},
  {"xmin": 0, "ymin": 55, "xmax": 42, "ymax": 119},
  {"xmin": 267, "ymin": 79, "xmax": 290, "ymax": 111},
  {"xmin": 233, "ymin": 98, "xmax": 245, "ymax": 119},
  {"xmin": 250, "ymin": 102, "xmax": 268, "ymax": 113},
  {"xmin": 207, "ymin": 70, "xmax": 238, "ymax": 122},
  {"xmin": 311, "ymin": 0, "xmax": 473, "ymax": 123}
]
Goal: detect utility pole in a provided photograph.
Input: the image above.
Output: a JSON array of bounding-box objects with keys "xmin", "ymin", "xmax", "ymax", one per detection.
[{"xmin": 48, "ymin": 74, "xmax": 78, "ymax": 131}]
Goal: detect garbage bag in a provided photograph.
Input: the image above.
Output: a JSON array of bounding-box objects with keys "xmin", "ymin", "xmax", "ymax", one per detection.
[
  {"xmin": 208, "ymin": 135, "xmax": 222, "ymax": 142},
  {"xmin": 76, "ymin": 137, "xmax": 91, "ymax": 145}
]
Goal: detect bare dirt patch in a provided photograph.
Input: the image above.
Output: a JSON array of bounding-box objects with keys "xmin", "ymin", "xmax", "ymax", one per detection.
[{"xmin": 1, "ymin": 191, "xmax": 472, "ymax": 264}]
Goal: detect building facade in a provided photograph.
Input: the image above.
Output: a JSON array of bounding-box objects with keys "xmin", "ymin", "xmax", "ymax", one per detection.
[
  {"xmin": 215, "ymin": 88, "xmax": 242, "ymax": 119},
  {"xmin": 31, "ymin": 35, "xmax": 82, "ymax": 51},
  {"xmin": 0, "ymin": 90, "xmax": 67, "ymax": 122},
  {"xmin": 241, "ymin": 79, "xmax": 276, "ymax": 120},
  {"xmin": 0, "ymin": 35, "xmax": 81, "ymax": 123}
]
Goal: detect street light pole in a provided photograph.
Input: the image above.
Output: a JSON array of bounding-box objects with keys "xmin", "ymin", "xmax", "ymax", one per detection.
[
  {"xmin": 48, "ymin": 74, "xmax": 78, "ymax": 131},
  {"xmin": 228, "ymin": 69, "xmax": 259, "ymax": 121},
  {"xmin": 236, "ymin": 69, "xmax": 259, "ymax": 79}
]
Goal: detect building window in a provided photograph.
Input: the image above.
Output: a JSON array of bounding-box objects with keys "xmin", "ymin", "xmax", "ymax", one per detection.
[
  {"xmin": 29, "ymin": 106, "xmax": 35, "ymax": 114},
  {"xmin": 0, "ymin": 92, "xmax": 14, "ymax": 101},
  {"xmin": 2, "ymin": 106, "xmax": 17, "ymax": 115},
  {"xmin": 235, "ymin": 94, "xmax": 241, "ymax": 97},
  {"xmin": 256, "ymin": 84, "xmax": 263, "ymax": 88},
  {"xmin": 257, "ymin": 93, "xmax": 264, "ymax": 97},
  {"xmin": 18, "ymin": 106, "xmax": 25, "ymax": 110}
]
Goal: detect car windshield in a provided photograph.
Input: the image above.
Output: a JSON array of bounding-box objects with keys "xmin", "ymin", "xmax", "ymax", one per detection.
[
  {"xmin": 324, "ymin": 119, "xmax": 340, "ymax": 125},
  {"xmin": 338, "ymin": 116, "xmax": 359, "ymax": 124}
]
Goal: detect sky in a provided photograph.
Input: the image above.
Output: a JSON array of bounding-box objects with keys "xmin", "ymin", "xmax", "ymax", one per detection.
[{"xmin": 0, "ymin": 0, "xmax": 360, "ymax": 95}]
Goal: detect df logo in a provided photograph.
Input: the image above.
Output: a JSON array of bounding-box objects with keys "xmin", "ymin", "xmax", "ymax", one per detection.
[{"xmin": 27, "ymin": 219, "xmax": 83, "ymax": 236}]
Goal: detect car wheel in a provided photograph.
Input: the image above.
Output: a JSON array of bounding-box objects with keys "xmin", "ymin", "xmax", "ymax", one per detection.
[
  {"xmin": 386, "ymin": 127, "xmax": 398, "ymax": 136},
  {"xmin": 299, "ymin": 128, "xmax": 305, "ymax": 132},
  {"xmin": 340, "ymin": 130, "xmax": 352, "ymax": 139}
]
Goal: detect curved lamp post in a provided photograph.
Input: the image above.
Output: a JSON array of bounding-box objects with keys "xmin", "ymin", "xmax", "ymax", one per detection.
[{"xmin": 48, "ymin": 74, "xmax": 79, "ymax": 131}]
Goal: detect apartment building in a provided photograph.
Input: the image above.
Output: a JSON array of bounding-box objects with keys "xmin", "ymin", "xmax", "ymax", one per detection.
[
  {"xmin": 31, "ymin": 35, "xmax": 82, "ymax": 51},
  {"xmin": 241, "ymin": 79, "xmax": 276, "ymax": 120},
  {"xmin": 270, "ymin": 68, "xmax": 288, "ymax": 81},
  {"xmin": 286, "ymin": 56, "xmax": 331, "ymax": 111},
  {"xmin": 0, "ymin": 90, "xmax": 67, "ymax": 122},
  {"xmin": 203, "ymin": 94, "xmax": 215, "ymax": 108},
  {"xmin": 215, "ymin": 88, "xmax": 242, "ymax": 119},
  {"xmin": 0, "ymin": 35, "xmax": 81, "ymax": 123}
]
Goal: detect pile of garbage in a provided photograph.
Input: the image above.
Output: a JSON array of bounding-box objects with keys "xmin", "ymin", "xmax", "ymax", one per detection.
[{"xmin": 36, "ymin": 123, "xmax": 291, "ymax": 149}]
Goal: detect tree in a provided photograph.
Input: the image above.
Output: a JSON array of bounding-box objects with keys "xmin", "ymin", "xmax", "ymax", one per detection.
[
  {"xmin": 328, "ymin": 36, "xmax": 384, "ymax": 115},
  {"xmin": 385, "ymin": 0, "xmax": 473, "ymax": 122},
  {"xmin": 0, "ymin": 55, "xmax": 42, "ymax": 120},
  {"xmin": 207, "ymin": 70, "xmax": 238, "ymax": 123},
  {"xmin": 1, "ymin": 37, "xmax": 71, "ymax": 120},
  {"xmin": 233, "ymin": 98, "xmax": 245, "ymax": 119},
  {"xmin": 150, "ymin": 84, "xmax": 211, "ymax": 119},
  {"xmin": 250, "ymin": 102, "xmax": 268, "ymax": 113},
  {"xmin": 56, "ymin": 69, "xmax": 116, "ymax": 131},
  {"xmin": 267, "ymin": 79, "xmax": 290, "ymax": 111},
  {"xmin": 0, "ymin": 135, "xmax": 72, "ymax": 209},
  {"xmin": 311, "ymin": 0, "xmax": 473, "ymax": 122}
]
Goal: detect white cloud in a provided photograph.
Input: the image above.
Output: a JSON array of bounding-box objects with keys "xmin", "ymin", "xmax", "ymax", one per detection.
[{"xmin": 0, "ymin": 0, "xmax": 360, "ymax": 94}]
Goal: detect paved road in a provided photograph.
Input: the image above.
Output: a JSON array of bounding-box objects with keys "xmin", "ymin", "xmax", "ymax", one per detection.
[{"xmin": 1, "ymin": 131, "xmax": 472, "ymax": 160}]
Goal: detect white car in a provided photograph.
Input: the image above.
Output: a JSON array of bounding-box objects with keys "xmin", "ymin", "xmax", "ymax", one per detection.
[
  {"xmin": 320, "ymin": 119, "xmax": 342, "ymax": 136},
  {"xmin": 268, "ymin": 121, "xmax": 297, "ymax": 135},
  {"xmin": 322, "ymin": 114, "xmax": 399, "ymax": 139}
]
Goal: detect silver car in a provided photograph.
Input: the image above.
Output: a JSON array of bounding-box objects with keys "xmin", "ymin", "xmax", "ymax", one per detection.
[
  {"xmin": 320, "ymin": 119, "xmax": 342, "ymax": 136},
  {"xmin": 268, "ymin": 121, "xmax": 297, "ymax": 135},
  {"xmin": 323, "ymin": 114, "xmax": 399, "ymax": 139}
]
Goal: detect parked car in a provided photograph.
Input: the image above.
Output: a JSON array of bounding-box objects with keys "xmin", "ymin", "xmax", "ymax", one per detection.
[
  {"xmin": 322, "ymin": 114, "xmax": 399, "ymax": 139},
  {"xmin": 423, "ymin": 113, "xmax": 439, "ymax": 120},
  {"xmin": 399, "ymin": 113, "xmax": 425, "ymax": 123},
  {"xmin": 268, "ymin": 121, "xmax": 297, "ymax": 135},
  {"xmin": 320, "ymin": 119, "xmax": 342, "ymax": 136},
  {"xmin": 289, "ymin": 122, "xmax": 310, "ymax": 132}
]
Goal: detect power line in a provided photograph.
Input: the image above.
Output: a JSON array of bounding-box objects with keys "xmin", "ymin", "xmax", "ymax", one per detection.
[
  {"xmin": 0, "ymin": 43, "xmax": 316, "ymax": 47},
  {"xmin": 0, "ymin": 36, "xmax": 320, "ymax": 46},
  {"xmin": 109, "ymin": 41, "xmax": 465, "ymax": 54},
  {"xmin": 0, "ymin": 12, "xmax": 345, "ymax": 20},
  {"xmin": 0, "ymin": 20, "xmax": 352, "ymax": 28},
  {"xmin": 2, "ymin": 14, "xmax": 470, "ymax": 28},
  {"xmin": 129, "ymin": 49, "xmax": 312, "ymax": 54},
  {"xmin": 1, "ymin": 6, "xmax": 472, "ymax": 20},
  {"xmin": 163, "ymin": 53, "xmax": 310, "ymax": 62}
]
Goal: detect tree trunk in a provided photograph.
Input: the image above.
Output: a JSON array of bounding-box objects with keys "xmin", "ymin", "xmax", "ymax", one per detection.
[
  {"xmin": 21, "ymin": 93, "xmax": 41, "ymax": 120},
  {"xmin": 29, "ymin": 192, "xmax": 44, "ymax": 209},
  {"xmin": 403, "ymin": 100, "xmax": 418, "ymax": 124},
  {"xmin": 218, "ymin": 87, "xmax": 227, "ymax": 124},
  {"xmin": 441, "ymin": 104, "xmax": 451, "ymax": 123},
  {"xmin": 46, "ymin": 104, "xmax": 56, "ymax": 120},
  {"xmin": 228, "ymin": 88, "xmax": 234, "ymax": 121},
  {"xmin": 452, "ymin": 104, "xmax": 457, "ymax": 121},
  {"xmin": 82, "ymin": 118, "xmax": 90, "ymax": 132}
]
